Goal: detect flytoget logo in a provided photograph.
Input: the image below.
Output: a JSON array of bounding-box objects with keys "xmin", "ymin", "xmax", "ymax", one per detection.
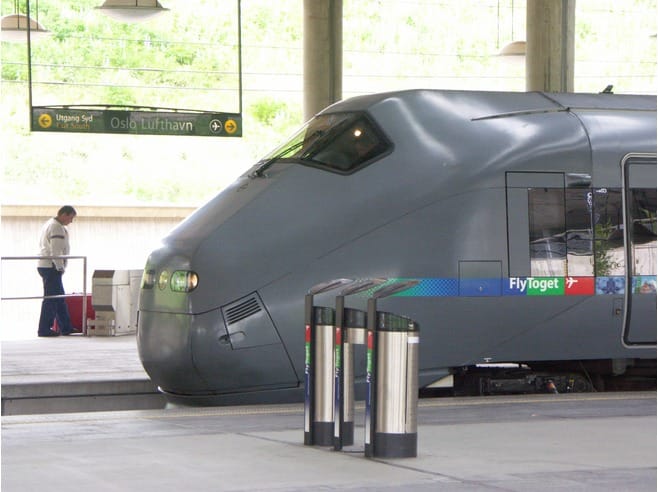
[
  {"xmin": 508, "ymin": 277, "xmax": 564, "ymax": 296},
  {"xmin": 527, "ymin": 277, "xmax": 564, "ymax": 295}
]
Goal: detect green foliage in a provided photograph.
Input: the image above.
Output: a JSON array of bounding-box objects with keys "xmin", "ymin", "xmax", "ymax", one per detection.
[
  {"xmin": 105, "ymin": 86, "xmax": 137, "ymax": 106},
  {"xmin": 251, "ymin": 98, "xmax": 289, "ymax": 126},
  {"xmin": 594, "ymin": 222, "xmax": 623, "ymax": 276},
  {"xmin": 123, "ymin": 176, "xmax": 183, "ymax": 203},
  {"xmin": 1, "ymin": 62, "xmax": 21, "ymax": 81}
]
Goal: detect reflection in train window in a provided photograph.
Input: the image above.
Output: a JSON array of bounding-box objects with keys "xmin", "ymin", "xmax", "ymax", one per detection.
[
  {"xmin": 592, "ymin": 188, "xmax": 625, "ymax": 276},
  {"xmin": 528, "ymin": 188, "xmax": 566, "ymax": 276},
  {"xmin": 527, "ymin": 187, "xmax": 639, "ymax": 278},
  {"xmin": 565, "ymin": 189, "xmax": 594, "ymax": 276},
  {"xmin": 629, "ymin": 188, "xmax": 657, "ymax": 276}
]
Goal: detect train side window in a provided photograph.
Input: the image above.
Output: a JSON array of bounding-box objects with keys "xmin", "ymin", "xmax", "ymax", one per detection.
[
  {"xmin": 528, "ymin": 188, "xmax": 594, "ymax": 277},
  {"xmin": 565, "ymin": 189, "xmax": 594, "ymax": 276},
  {"xmin": 516, "ymin": 180, "xmax": 647, "ymax": 278},
  {"xmin": 629, "ymin": 188, "xmax": 657, "ymax": 276},
  {"xmin": 592, "ymin": 188, "xmax": 625, "ymax": 276},
  {"xmin": 528, "ymin": 188, "xmax": 566, "ymax": 276}
]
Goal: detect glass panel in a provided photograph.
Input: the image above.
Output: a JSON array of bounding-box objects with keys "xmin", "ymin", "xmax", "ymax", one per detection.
[
  {"xmin": 565, "ymin": 189, "xmax": 594, "ymax": 276},
  {"xmin": 257, "ymin": 113, "xmax": 390, "ymax": 175},
  {"xmin": 260, "ymin": 113, "xmax": 352, "ymax": 162},
  {"xmin": 629, "ymin": 188, "xmax": 657, "ymax": 276},
  {"xmin": 306, "ymin": 117, "xmax": 390, "ymax": 172},
  {"xmin": 528, "ymin": 188, "xmax": 566, "ymax": 276},
  {"xmin": 592, "ymin": 188, "xmax": 625, "ymax": 276}
]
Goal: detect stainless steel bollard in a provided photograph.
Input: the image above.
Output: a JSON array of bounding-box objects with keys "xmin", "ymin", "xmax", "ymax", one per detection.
[
  {"xmin": 333, "ymin": 278, "xmax": 385, "ymax": 451},
  {"xmin": 304, "ymin": 278, "xmax": 353, "ymax": 446},
  {"xmin": 338, "ymin": 308, "xmax": 366, "ymax": 446},
  {"xmin": 312, "ymin": 306, "xmax": 336, "ymax": 446},
  {"xmin": 371, "ymin": 311, "xmax": 419, "ymax": 458}
]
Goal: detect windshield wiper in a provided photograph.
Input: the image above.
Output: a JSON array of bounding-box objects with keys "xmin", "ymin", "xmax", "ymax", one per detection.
[
  {"xmin": 250, "ymin": 129, "xmax": 330, "ymax": 179},
  {"xmin": 249, "ymin": 139, "xmax": 306, "ymax": 178}
]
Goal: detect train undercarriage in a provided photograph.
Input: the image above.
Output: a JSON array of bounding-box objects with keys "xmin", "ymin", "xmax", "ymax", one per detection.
[{"xmin": 421, "ymin": 359, "xmax": 657, "ymax": 397}]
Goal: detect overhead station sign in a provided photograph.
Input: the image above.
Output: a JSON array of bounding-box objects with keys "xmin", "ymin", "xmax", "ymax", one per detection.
[{"xmin": 31, "ymin": 107, "xmax": 242, "ymax": 138}]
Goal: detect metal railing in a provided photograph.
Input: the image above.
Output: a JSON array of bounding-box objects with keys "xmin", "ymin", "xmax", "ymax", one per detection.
[{"xmin": 1, "ymin": 255, "xmax": 88, "ymax": 335}]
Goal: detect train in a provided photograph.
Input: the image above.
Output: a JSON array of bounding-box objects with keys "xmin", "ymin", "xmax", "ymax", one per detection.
[{"xmin": 137, "ymin": 89, "xmax": 656, "ymax": 405}]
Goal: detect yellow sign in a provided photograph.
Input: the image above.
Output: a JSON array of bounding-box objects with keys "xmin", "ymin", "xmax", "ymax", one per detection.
[
  {"xmin": 224, "ymin": 119, "xmax": 238, "ymax": 135},
  {"xmin": 37, "ymin": 113, "xmax": 52, "ymax": 129}
]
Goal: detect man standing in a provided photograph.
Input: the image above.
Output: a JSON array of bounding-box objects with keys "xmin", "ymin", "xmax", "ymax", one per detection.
[{"xmin": 37, "ymin": 205, "xmax": 77, "ymax": 337}]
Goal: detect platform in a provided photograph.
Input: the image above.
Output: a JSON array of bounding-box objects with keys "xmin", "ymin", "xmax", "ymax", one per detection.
[
  {"xmin": 2, "ymin": 392, "xmax": 656, "ymax": 491},
  {"xmin": 1, "ymin": 335, "xmax": 655, "ymax": 490},
  {"xmin": 1, "ymin": 335, "xmax": 165, "ymax": 415}
]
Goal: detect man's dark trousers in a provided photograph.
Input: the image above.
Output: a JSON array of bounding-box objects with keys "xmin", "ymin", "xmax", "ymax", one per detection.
[{"xmin": 37, "ymin": 267, "xmax": 73, "ymax": 335}]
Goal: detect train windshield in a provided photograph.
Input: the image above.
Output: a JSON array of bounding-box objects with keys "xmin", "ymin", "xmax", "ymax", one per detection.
[{"xmin": 258, "ymin": 112, "xmax": 390, "ymax": 174}]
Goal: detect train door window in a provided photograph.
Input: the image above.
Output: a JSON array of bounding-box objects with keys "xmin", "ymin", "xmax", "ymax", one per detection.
[
  {"xmin": 565, "ymin": 189, "xmax": 594, "ymax": 276},
  {"xmin": 629, "ymin": 188, "xmax": 657, "ymax": 276},
  {"xmin": 528, "ymin": 188, "xmax": 566, "ymax": 276},
  {"xmin": 528, "ymin": 187, "xmax": 597, "ymax": 277},
  {"xmin": 592, "ymin": 188, "xmax": 625, "ymax": 276}
]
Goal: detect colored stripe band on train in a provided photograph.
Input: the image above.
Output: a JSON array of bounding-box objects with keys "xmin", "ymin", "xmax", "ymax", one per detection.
[{"xmin": 368, "ymin": 276, "xmax": 657, "ymax": 297}]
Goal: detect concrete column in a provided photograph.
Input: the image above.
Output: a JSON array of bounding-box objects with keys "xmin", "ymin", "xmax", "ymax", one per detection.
[
  {"xmin": 526, "ymin": 0, "xmax": 575, "ymax": 92},
  {"xmin": 303, "ymin": 0, "xmax": 342, "ymax": 122}
]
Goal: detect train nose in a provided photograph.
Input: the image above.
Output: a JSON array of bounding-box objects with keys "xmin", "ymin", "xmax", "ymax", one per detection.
[
  {"xmin": 139, "ymin": 296, "xmax": 300, "ymax": 402},
  {"xmin": 138, "ymin": 259, "xmax": 300, "ymax": 402},
  {"xmin": 137, "ymin": 249, "xmax": 207, "ymax": 394},
  {"xmin": 137, "ymin": 310, "xmax": 208, "ymax": 394}
]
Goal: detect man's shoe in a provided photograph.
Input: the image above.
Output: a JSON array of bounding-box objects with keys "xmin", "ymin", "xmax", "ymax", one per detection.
[
  {"xmin": 38, "ymin": 330, "xmax": 60, "ymax": 337},
  {"xmin": 61, "ymin": 331, "xmax": 73, "ymax": 336}
]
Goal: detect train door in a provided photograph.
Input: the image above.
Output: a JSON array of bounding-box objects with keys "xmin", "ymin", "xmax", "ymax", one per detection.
[
  {"xmin": 621, "ymin": 154, "xmax": 657, "ymax": 345},
  {"xmin": 507, "ymin": 167, "xmax": 656, "ymax": 347}
]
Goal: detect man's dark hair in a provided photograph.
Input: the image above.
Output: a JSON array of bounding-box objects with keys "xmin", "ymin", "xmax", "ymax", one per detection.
[{"xmin": 57, "ymin": 205, "xmax": 77, "ymax": 216}]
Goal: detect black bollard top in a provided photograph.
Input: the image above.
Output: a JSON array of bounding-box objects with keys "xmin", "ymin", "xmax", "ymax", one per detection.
[
  {"xmin": 313, "ymin": 306, "xmax": 335, "ymax": 326},
  {"xmin": 343, "ymin": 308, "xmax": 367, "ymax": 328},
  {"xmin": 376, "ymin": 311, "xmax": 419, "ymax": 332}
]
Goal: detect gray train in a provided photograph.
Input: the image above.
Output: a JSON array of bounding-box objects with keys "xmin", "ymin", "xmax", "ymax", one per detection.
[{"xmin": 138, "ymin": 89, "xmax": 656, "ymax": 405}]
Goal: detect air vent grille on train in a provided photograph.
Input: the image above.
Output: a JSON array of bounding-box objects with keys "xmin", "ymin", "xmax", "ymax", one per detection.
[
  {"xmin": 223, "ymin": 295, "xmax": 262, "ymax": 326},
  {"xmin": 220, "ymin": 292, "xmax": 279, "ymax": 349}
]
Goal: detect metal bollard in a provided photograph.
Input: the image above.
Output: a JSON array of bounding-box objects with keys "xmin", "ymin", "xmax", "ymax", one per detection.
[
  {"xmin": 373, "ymin": 311, "xmax": 419, "ymax": 458},
  {"xmin": 304, "ymin": 278, "xmax": 353, "ymax": 446},
  {"xmin": 312, "ymin": 306, "xmax": 336, "ymax": 446},
  {"xmin": 333, "ymin": 278, "xmax": 385, "ymax": 451},
  {"xmin": 334, "ymin": 307, "xmax": 366, "ymax": 448},
  {"xmin": 364, "ymin": 280, "xmax": 420, "ymax": 458}
]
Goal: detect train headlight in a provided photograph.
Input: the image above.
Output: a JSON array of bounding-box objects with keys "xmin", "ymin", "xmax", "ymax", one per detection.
[
  {"xmin": 158, "ymin": 270, "xmax": 170, "ymax": 290},
  {"xmin": 141, "ymin": 269, "xmax": 156, "ymax": 289},
  {"xmin": 170, "ymin": 270, "xmax": 199, "ymax": 293}
]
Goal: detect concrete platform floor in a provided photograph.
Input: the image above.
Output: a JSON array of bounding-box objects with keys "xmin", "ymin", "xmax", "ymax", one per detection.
[
  {"xmin": 2, "ymin": 392, "xmax": 656, "ymax": 492},
  {"xmin": 2, "ymin": 335, "xmax": 146, "ymax": 384},
  {"xmin": 1, "ymin": 335, "xmax": 165, "ymax": 415}
]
